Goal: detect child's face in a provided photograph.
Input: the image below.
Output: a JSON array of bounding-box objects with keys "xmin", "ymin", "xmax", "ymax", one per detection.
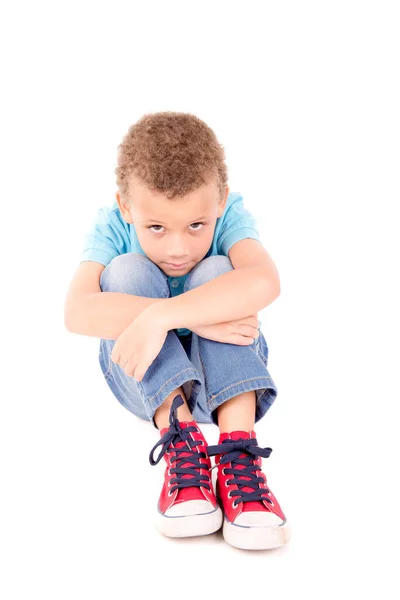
[{"xmin": 116, "ymin": 175, "xmax": 229, "ymax": 276}]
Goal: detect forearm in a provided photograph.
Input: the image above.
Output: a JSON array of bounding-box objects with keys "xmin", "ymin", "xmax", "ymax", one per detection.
[
  {"xmin": 65, "ymin": 292, "xmax": 164, "ymax": 339},
  {"xmin": 156, "ymin": 268, "xmax": 280, "ymax": 331}
]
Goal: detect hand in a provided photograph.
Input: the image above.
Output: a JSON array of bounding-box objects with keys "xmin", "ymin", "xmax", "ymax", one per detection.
[
  {"xmin": 111, "ymin": 307, "xmax": 169, "ymax": 382},
  {"xmin": 191, "ymin": 314, "xmax": 260, "ymax": 345}
]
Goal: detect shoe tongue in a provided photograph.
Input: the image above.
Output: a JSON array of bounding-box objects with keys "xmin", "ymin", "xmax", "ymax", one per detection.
[
  {"xmin": 162, "ymin": 420, "xmax": 204, "ymax": 503},
  {"xmin": 219, "ymin": 430, "xmax": 253, "ymax": 443},
  {"xmin": 218, "ymin": 430, "xmax": 266, "ymax": 512},
  {"xmin": 159, "ymin": 420, "xmax": 197, "ymax": 437}
]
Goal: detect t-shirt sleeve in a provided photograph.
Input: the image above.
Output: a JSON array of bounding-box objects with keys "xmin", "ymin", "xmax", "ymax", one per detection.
[
  {"xmin": 217, "ymin": 195, "xmax": 261, "ymax": 256},
  {"xmin": 80, "ymin": 205, "xmax": 130, "ymax": 267}
]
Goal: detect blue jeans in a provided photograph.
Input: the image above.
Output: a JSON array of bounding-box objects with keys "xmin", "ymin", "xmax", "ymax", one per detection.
[{"xmin": 98, "ymin": 253, "xmax": 278, "ymax": 429}]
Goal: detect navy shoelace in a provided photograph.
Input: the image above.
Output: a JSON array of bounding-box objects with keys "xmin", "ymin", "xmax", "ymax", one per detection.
[
  {"xmin": 207, "ymin": 438, "xmax": 273, "ymax": 507},
  {"xmin": 148, "ymin": 395, "xmax": 211, "ymax": 495}
]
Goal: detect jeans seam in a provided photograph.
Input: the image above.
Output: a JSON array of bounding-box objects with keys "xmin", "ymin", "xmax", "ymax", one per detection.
[
  {"xmin": 206, "ymin": 376, "xmax": 274, "ymax": 409},
  {"xmin": 146, "ymin": 367, "xmax": 198, "ymax": 403},
  {"xmin": 256, "ymin": 329, "xmax": 269, "ymax": 365},
  {"xmin": 103, "ymin": 356, "xmax": 114, "ymax": 381},
  {"xmin": 199, "ymin": 351, "xmax": 210, "ymax": 401}
]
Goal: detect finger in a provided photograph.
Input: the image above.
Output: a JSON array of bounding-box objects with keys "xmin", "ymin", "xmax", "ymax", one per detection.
[
  {"xmin": 134, "ymin": 368, "xmax": 143, "ymax": 382},
  {"xmin": 231, "ymin": 335, "xmax": 255, "ymax": 346},
  {"xmin": 240, "ymin": 325, "xmax": 259, "ymax": 338},
  {"xmin": 125, "ymin": 360, "xmax": 139, "ymax": 381},
  {"xmin": 111, "ymin": 350, "xmax": 120, "ymax": 363},
  {"xmin": 113, "ymin": 338, "xmax": 124, "ymax": 359},
  {"xmin": 134, "ymin": 358, "xmax": 153, "ymax": 382},
  {"xmin": 135, "ymin": 360, "xmax": 151, "ymax": 382},
  {"xmin": 124, "ymin": 361, "xmax": 135, "ymax": 377}
]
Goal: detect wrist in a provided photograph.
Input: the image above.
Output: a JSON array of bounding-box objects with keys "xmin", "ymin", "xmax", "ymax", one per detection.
[{"xmin": 145, "ymin": 298, "xmax": 173, "ymax": 331}]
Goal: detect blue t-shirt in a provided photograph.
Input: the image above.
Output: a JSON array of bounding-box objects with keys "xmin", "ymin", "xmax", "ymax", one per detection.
[{"xmin": 80, "ymin": 192, "xmax": 261, "ymax": 336}]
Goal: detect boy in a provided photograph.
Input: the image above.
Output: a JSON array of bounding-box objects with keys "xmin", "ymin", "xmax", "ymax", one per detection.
[{"xmin": 64, "ymin": 111, "xmax": 291, "ymax": 550}]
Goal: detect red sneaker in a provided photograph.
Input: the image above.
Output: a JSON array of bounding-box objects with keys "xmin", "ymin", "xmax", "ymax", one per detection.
[
  {"xmin": 207, "ymin": 430, "xmax": 291, "ymax": 550},
  {"xmin": 149, "ymin": 394, "xmax": 223, "ymax": 538}
]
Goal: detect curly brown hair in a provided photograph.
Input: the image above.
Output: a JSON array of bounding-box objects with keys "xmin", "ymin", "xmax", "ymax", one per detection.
[{"xmin": 115, "ymin": 111, "xmax": 228, "ymax": 204}]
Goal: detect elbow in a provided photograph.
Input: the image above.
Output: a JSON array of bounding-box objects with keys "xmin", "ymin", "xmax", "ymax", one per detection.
[
  {"xmin": 270, "ymin": 272, "xmax": 281, "ymax": 298},
  {"xmin": 273, "ymin": 277, "xmax": 281, "ymax": 299},
  {"xmin": 255, "ymin": 267, "xmax": 280, "ymax": 301},
  {"xmin": 275, "ymin": 278, "xmax": 281, "ymax": 297},
  {"xmin": 64, "ymin": 312, "xmax": 73, "ymax": 333},
  {"xmin": 261, "ymin": 276, "xmax": 280, "ymax": 305},
  {"xmin": 64, "ymin": 305, "xmax": 76, "ymax": 332}
]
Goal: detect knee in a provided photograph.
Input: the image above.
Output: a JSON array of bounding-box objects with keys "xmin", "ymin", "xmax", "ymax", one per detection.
[
  {"xmin": 184, "ymin": 255, "xmax": 233, "ymax": 291},
  {"xmin": 100, "ymin": 253, "xmax": 169, "ymax": 298}
]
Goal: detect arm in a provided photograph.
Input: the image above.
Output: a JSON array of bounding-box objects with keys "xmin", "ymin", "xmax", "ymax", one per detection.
[
  {"xmin": 150, "ymin": 239, "xmax": 281, "ymax": 331},
  {"xmin": 64, "ymin": 261, "xmax": 164, "ymax": 340},
  {"xmin": 108, "ymin": 265, "xmax": 279, "ymax": 383},
  {"xmin": 66, "ymin": 292, "xmax": 165, "ymax": 340},
  {"xmin": 151, "ymin": 267, "xmax": 280, "ymax": 332}
]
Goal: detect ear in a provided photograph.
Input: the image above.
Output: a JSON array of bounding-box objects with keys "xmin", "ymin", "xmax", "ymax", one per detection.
[
  {"xmin": 115, "ymin": 191, "xmax": 134, "ymax": 224},
  {"xmin": 217, "ymin": 186, "xmax": 229, "ymax": 218}
]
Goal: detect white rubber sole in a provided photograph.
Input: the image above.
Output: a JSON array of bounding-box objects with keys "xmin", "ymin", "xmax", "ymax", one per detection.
[
  {"xmin": 223, "ymin": 517, "xmax": 291, "ymax": 550},
  {"xmin": 156, "ymin": 504, "xmax": 223, "ymax": 538}
]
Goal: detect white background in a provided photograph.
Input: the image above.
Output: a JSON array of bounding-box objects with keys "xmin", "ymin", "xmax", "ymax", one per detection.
[{"xmin": 1, "ymin": 1, "xmax": 399, "ymax": 598}]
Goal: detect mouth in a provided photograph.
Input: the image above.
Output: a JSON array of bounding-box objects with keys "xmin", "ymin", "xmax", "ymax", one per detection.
[{"xmin": 165, "ymin": 262, "xmax": 189, "ymax": 269}]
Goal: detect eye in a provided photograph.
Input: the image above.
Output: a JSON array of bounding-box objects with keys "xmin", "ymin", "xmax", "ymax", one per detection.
[
  {"xmin": 189, "ymin": 222, "xmax": 205, "ymax": 231},
  {"xmin": 147, "ymin": 222, "xmax": 205, "ymax": 233}
]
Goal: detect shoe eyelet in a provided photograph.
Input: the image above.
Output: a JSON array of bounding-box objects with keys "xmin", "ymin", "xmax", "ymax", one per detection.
[
  {"xmin": 228, "ymin": 491, "xmax": 232, "ymax": 498},
  {"xmin": 224, "ymin": 479, "xmax": 229, "ymax": 487},
  {"xmin": 233, "ymin": 501, "xmax": 238, "ymax": 508},
  {"xmin": 270, "ymin": 501, "xmax": 274, "ymax": 507},
  {"xmin": 222, "ymin": 468, "xmax": 226, "ymax": 476},
  {"xmin": 168, "ymin": 489, "xmax": 173, "ymax": 497}
]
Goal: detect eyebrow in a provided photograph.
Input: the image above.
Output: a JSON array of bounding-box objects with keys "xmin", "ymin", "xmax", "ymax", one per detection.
[{"xmin": 143, "ymin": 216, "xmax": 208, "ymax": 225}]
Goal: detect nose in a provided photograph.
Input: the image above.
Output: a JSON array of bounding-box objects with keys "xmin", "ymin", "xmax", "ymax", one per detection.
[{"xmin": 167, "ymin": 239, "xmax": 189, "ymax": 262}]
